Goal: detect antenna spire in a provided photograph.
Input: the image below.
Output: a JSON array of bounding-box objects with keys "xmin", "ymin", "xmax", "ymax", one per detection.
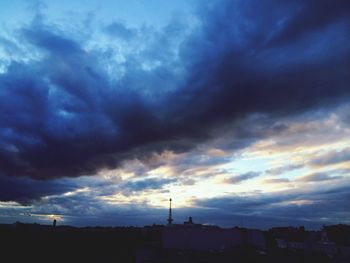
[{"xmin": 167, "ymin": 198, "xmax": 173, "ymax": 225}]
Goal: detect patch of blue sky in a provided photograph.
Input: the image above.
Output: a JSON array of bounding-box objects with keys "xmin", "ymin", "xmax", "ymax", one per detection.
[
  {"xmin": 3, "ymin": 0, "xmax": 195, "ymax": 29},
  {"xmin": 222, "ymin": 154, "xmax": 272, "ymax": 175}
]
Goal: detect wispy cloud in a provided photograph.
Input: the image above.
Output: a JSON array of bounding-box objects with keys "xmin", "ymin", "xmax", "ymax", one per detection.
[
  {"xmin": 310, "ymin": 147, "xmax": 350, "ymax": 167},
  {"xmin": 297, "ymin": 172, "xmax": 343, "ymax": 182},
  {"xmin": 224, "ymin": 172, "xmax": 261, "ymax": 184}
]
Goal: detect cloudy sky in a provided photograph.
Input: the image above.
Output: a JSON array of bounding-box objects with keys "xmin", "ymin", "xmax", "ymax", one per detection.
[{"xmin": 0, "ymin": 0, "xmax": 349, "ymax": 229}]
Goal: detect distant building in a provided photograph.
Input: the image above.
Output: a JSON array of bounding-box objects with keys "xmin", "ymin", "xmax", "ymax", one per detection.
[
  {"xmin": 161, "ymin": 199, "xmax": 266, "ymax": 251},
  {"xmin": 184, "ymin": 216, "xmax": 193, "ymax": 225},
  {"xmin": 162, "ymin": 225, "xmax": 243, "ymax": 251},
  {"xmin": 161, "ymin": 219, "xmax": 266, "ymax": 251},
  {"xmin": 271, "ymin": 225, "xmax": 350, "ymax": 258},
  {"xmin": 244, "ymin": 228, "xmax": 266, "ymax": 250}
]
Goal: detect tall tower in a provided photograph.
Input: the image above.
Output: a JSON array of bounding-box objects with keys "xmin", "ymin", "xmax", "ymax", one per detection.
[{"xmin": 167, "ymin": 198, "xmax": 173, "ymax": 225}]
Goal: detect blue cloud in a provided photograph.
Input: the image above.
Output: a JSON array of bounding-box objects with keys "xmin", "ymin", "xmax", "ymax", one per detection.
[
  {"xmin": 104, "ymin": 21, "xmax": 137, "ymax": 41},
  {"xmin": 122, "ymin": 178, "xmax": 177, "ymax": 192},
  {"xmin": 0, "ymin": 175, "xmax": 77, "ymax": 205},
  {"xmin": 310, "ymin": 148, "xmax": 350, "ymax": 167},
  {"xmin": 225, "ymin": 172, "xmax": 261, "ymax": 184},
  {"xmin": 194, "ymin": 184, "xmax": 350, "ymax": 228},
  {"xmin": 0, "ymin": 0, "xmax": 349, "ymax": 189}
]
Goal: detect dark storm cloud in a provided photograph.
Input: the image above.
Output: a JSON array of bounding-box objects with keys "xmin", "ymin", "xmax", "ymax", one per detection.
[
  {"xmin": 173, "ymin": 0, "xmax": 350, "ymax": 126},
  {"xmin": 0, "ymin": 0, "xmax": 350, "ymax": 189},
  {"xmin": 265, "ymin": 0, "xmax": 350, "ymax": 47},
  {"xmin": 0, "ymin": 24, "xmax": 169, "ymax": 180},
  {"xmin": 0, "ymin": 175, "xmax": 77, "ymax": 205}
]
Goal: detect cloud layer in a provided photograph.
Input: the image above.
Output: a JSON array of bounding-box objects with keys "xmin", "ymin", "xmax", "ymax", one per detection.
[
  {"xmin": 0, "ymin": 0, "xmax": 349, "ymax": 182},
  {"xmin": 0, "ymin": 0, "xmax": 349, "ymax": 228}
]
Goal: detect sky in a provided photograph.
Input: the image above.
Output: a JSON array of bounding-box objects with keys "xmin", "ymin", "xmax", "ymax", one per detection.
[{"xmin": 0, "ymin": 0, "xmax": 349, "ymax": 229}]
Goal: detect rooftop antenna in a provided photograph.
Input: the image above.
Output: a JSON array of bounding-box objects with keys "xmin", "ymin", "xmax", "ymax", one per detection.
[{"xmin": 167, "ymin": 198, "xmax": 173, "ymax": 225}]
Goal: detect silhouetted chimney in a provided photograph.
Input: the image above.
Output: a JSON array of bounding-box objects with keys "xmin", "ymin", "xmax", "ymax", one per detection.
[{"xmin": 53, "ymin": 219, "xmax": 57, "ymax": 227}]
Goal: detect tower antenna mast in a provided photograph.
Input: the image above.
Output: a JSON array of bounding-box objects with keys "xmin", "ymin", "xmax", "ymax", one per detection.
[{"xmin": 167, "ymin": 198, "xmax": 173, "ymax": 225}]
